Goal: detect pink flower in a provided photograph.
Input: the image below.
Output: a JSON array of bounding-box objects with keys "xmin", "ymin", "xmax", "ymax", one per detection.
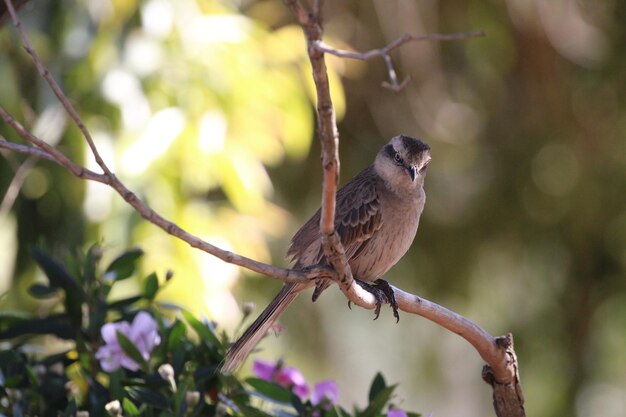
[
  {"xmin": 252, "ymin": 359, "xmax": 310, "ymax": 400},
  {"xmin": 387, "ymin": 409, "xmax": 409, "ymax": 417},
  {"xmin": 96, "ymin": 311, "xmax": 161, "ymax": 372},
  {"xmin": 312, "ymin": 380, "xmax": 338, "ymax": 409}
]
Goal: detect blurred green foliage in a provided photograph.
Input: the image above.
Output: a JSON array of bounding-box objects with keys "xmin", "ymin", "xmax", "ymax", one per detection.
[
  {"xmin": 2, "ymin": 1, "xmax": 626, "ymax": 417},
  {"xmin": 0, "ymin": 246, "xmax": 416, "ymax": 416}
]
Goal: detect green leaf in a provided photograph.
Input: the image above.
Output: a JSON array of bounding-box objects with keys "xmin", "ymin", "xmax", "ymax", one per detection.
[
  {"xmin": 32, "ymin": 248, "xmax": 83, "ymax": 294},
  {"xmin": 122, "ymin": 397, "xmax": 140, "ymax": 416},
  {"xmin": 181, "ymin": 310, "xmax": 222, "ymax": 349},
  {"xmin": 368, "ymin": 372, "xmax": 387, "ymax": 402},
  {"xmin": 0, "ymin": 314, "xmax": 75, "ymax": 340},
  {"xmin": 115, "ymin": 331, "xmax": 147, "ymax": 371},
  {"xmin": 105, "ymin": 248, "xmax": 144, "ymax": 281},
  {"xmin": 358, "ymin": 384, "xmax": 398, "ymax": 417},
  {"xmin": 108, "ymin": 295, "xmax": 143, "ymax": 311},
  {"xmin": 235, "ymin": 405, "xmax": 274, "ymax": 417},
  {"xmin": 143, "ymin": 272, "xmax": 159, "ymax": 300},
  {"xmin": 326, "ymin": 407, "xmax": 352, "ymax": 417},
  {"xmin": 63, "ymin": 399, "xmax": 77, "ymax": 417},
  {"xmin": 166, "ymin": 320, "xmax": 187, "ymax": 352},
  {"xmin": 245, "ymin": 377, "xmax": 295, "ymax": 404},
  {"xmin": 27, "ymin": 283, "xmax": 58, "ymax": 299},
  {"xmin": 32, "ymin": 248, "xmax": 84, "ymax": 326},
  {"xmin": 84, "ymin": 244, "xmax": 101, "ymax": 286},
  {"xmin": 125, "ymin": 386, "xmax": 168, "ymax": 409}
]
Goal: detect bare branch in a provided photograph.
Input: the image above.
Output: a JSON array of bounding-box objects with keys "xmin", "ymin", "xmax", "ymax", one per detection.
[
  {"xmin": 1, "ymin": 2, "xmax": 523, "ymax": 415},
  {"xmin": 284, "ymin": 2, "xmax": 523, "ymax": 416},
  {"xmin": 0, "ymin": 153, "xmax": 36, "ymax": 214},
  {"xmin": 1, "ymin": 137, "xmax": 56, "ymax": 163},
  {"xmin": 3, "ymin": 0, "xmax": 112, "ymax": 176},
  {"xmin": 316, "ymin": 31, "xmax": 485, "ymax": 91},
  {"xmin": 0, "ymin": 106, "xmax": 98, "ymax": 180},
  {"xmin": 283, "ymin": 0, "xmax": 356, "ymax": 295},
  {"xmin": 316, "ymin": 31, "xmax": 485, "ymax": 61}
]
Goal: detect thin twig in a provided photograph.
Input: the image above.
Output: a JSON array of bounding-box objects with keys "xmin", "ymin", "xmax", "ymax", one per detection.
[
  {"xmin": 316, "ymin": 31, "xmax": 484, "ymax": 91},
  {"xmin": 0, "ymin": 154, "xmax": 36, "ymax": 214},
  {"xmin": 282, "ymin": 0, "xmax": 356, "ymax": 295},
  {"xmin": 0, "ymin": 106, "xmax": 93, "ymax": 179},
  {"xmin": 316, "ymin": 31, "xmax": 485, "ymax": 61},
  {"xmin": 3, "ymin": 0, "xmax": 112, "ymax": 176}
]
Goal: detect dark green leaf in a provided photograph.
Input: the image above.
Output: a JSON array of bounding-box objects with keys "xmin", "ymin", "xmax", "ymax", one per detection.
[
  {"xmin": 368, "ymin": 372, "xmax": 387, "ymax": 402},
  {"xmin": 84, "ymin": 244, "xmax": 101, "ymax": 286},
  {"xmin": 105, "ymin": 248, "xmax": 144, "ymax": 281},
  {"xmin": 63, "ymin": 399, "xmax": 77, "ymax": 417},
  {"xmin": 116, "ymin": 331, "xmax": 147, "ymax": 371},
  {"xmin": 236, "ymin": 405, "xmax": 274, "ymax": 417},
  {"xmin": 193, "ymin": 364, "xmax": 219, "ymax": 384},
  {"xmin": 108, "ymin": 296, "xmax": 143, "ymax": 311},
  {"xmin": 27, "ymin": 283, "xmax": 58, "ymax": 299},
  {"xmin": 32, "ymin": 248, "xmax": 84, "ymax": 326},
  {"xmin": 122, "ymin": 397, "xmax": 140, "ymax": 416},
  {"xmin": 358, "ymin": 385, "xmax": 398, "ymax": 417},
  {"xmin": 143, "ymin": 272, "xmax": 159, "ymax": 300},
  {"xmin": 181, "ymin": 310, "xmax": 222, "ymax": 349},
  {"xmin": 246, "ymin": 377, "xmax": 295, "ymax": 404},
  {"xmin": 326, "ymin": 407, "xmax": 352, "ymax": 417},
  {"xmin": 0, "ymin": 314, "xmax": 76, "ymax": 340},
  {"xmin": 32, "ymin": 248, "xmax": 83, "ymax": 294},
  {"xmin": 125, "ymin": 386, "xmax": 168, "ymax": 409},
  {"xmin": 166, "ymin": 320, "xmax": 187, "ymax": 352},
  {"xmin": 406, "ymin": 412, "xmax": 422, "ymax": 417}
]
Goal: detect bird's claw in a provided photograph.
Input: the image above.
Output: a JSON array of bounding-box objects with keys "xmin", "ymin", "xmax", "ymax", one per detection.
[{"xmin": 354, "ymin": 279, "xmax": 400, "ymax": 322}]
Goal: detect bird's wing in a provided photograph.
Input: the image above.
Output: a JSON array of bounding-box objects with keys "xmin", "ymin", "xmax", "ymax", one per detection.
[{"xmin": 287, "ymin": 166, "xmax": 383, "ymax": 266}]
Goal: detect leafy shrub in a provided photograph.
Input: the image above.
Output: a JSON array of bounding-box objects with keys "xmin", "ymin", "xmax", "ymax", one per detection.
[{"xmin": 0, "ymin": 247, "xmax": 419, "ymax": 417}]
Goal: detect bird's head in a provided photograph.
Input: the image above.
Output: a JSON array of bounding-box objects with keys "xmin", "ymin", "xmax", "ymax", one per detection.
[{"xmin": 374, "ymin": 135, "xmax": 431, "ymax": 192}]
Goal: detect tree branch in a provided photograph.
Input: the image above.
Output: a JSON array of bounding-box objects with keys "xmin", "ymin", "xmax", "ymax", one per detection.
[
  {"xmin": 315, "ymin": 31, "xmax": 485, "ymax": 91},
  {"xmin": 1, "ymin": 1, "xmax": 524, "ymax": 415},
  {"xmin": 3, "ymin": 0, "xmax": 112, "ymax": 177},
  {"xmin": 284, "ymin": 1, "xmax": 524, "ymax": 416}
]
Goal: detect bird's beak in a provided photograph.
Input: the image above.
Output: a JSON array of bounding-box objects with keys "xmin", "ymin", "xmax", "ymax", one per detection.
[{"xmin": 407, "ymin": 165, "xmax": 417, "ymax": 182}]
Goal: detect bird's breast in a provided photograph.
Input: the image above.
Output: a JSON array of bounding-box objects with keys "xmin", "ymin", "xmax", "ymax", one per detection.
[{"xmin": 349, "ymin": 188, "xmax": 424, "ymax": 281}]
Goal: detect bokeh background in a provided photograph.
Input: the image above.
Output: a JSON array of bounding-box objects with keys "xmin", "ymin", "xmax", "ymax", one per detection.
[{"xmin": 1, "ymin": 0, "xmax": 625, "ymax": 416}]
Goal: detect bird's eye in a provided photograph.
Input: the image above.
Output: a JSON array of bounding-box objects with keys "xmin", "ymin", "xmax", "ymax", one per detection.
[{"xmin": 393, "ymin": 153, "xmax": 403, "ymax": 165}]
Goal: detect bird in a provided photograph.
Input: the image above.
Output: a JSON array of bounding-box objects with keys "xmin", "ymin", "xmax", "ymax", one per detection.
[{"xmin": 221, "ymin": 135, "xmax": 431, "ymax": 373}]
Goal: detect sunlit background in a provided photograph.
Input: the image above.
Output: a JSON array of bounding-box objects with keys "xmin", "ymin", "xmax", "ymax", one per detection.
[{"xmin": 1, "ymin": 1, "xmax": 625, "ymax": 416}]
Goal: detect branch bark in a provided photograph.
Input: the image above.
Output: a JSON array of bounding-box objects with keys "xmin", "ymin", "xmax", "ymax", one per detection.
[
  {"xmin": 315, "ymin": 31, "xmax": 484, "ymax": 91},
  {"xmin": 0, "ymin": 1, "xmax": 524, "ymax": 415}
]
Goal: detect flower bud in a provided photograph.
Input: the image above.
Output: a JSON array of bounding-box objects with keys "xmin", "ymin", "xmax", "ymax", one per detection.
[
  {"xmin": 242, "ymin": 302, "xmax": 255, "ymax": 317},
  {"xmin": 158, "ymin": 363, "xmax": 177, "ymax": 391},
  {"xmin": 185, "ymin": 390, "xmax": 201, "ymax": 407},
  {"xmin": 105, "ymin": 400, "xmax": 122, "ymax": 417}
]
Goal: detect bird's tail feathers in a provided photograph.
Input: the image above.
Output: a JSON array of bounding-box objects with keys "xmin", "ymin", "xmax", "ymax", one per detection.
[{"xmin": 220, "ymin": 283, "xmax": 306, "ymax": 373}]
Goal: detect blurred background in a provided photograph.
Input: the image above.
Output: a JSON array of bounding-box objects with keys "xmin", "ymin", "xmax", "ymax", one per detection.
[{"xmin": 1, "ymin": 0, "xmax": 625, "ymax": 416}]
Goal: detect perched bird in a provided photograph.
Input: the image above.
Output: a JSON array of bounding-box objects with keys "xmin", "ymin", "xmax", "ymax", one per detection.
[{"xmin": 221, "ymin": 135, "xmax": 431, "ymax": 372}]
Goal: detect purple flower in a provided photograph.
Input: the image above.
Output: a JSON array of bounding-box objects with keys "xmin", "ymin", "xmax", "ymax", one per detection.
[
  {"xmin": 96, "ymin": 311, "xmax": 161, "ymax": 372},
  {"xmin": 252, "ymin": 359, "xmax": 276, "ymax": 380},
  {"xmin": 312, "ymin": 380, "xmax": 338, "ymax": 409},
  {"xmin": 252, "ymin": 359, "xmax": 310, "ymax": 400},
  {"xmin": 387, "ymin": 409, "xmax": 409, "ymax": 417}
]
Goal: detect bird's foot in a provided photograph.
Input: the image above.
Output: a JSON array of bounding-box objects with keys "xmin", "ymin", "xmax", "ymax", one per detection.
[{"xmin": 354, "ymin": 278, "xmax": 400, "ymax": 322}]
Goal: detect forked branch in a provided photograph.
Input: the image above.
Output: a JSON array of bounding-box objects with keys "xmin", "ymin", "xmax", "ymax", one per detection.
[
  {"xmin": 283, "ymin": 1, "xmax": 524, "ymax": 416},
  {"xmin": 0, "ymin": 0, "xmax": 523, "ymax": 415}
]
